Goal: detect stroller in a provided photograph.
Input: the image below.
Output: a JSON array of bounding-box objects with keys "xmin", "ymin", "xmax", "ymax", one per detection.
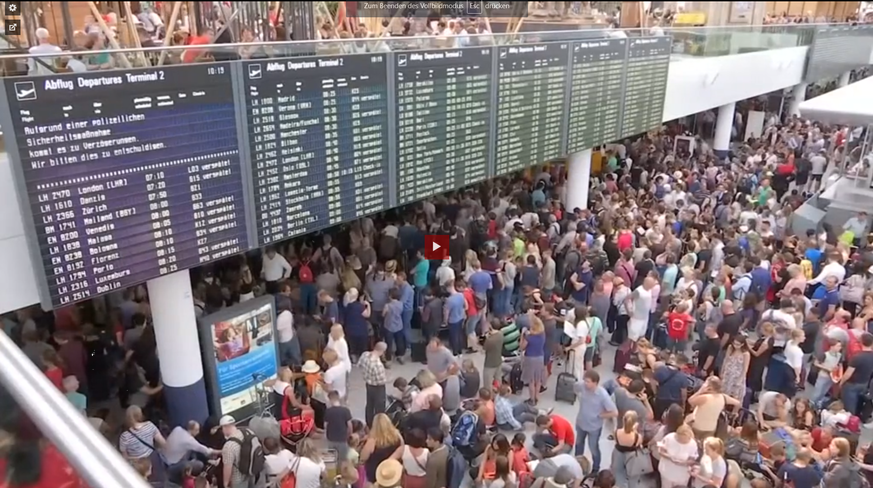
[{"xmin": 385, "ymin": 395, "xmax": 407, "ymax": 429}]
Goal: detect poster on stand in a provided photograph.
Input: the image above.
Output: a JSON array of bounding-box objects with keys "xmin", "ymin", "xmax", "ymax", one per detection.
[{"xmin": 198, "ymin": 295, "xmax": 279, "ymax": 420}]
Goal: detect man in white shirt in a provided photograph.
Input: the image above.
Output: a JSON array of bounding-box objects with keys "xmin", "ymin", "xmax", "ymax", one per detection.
[
  {"xmin": 563, "ymin": 305, "xmax": 589, "ymax": 380},
  {"xmin": 261, "ymin": 247, "xmax": 292, "ymax": 294},
  {"xmin": 164, "ymin": 421, "xmax": 213, "ymax": 480},
  {"xmin": 276, "ymin": 306, "xmax": 299, "ymax": 366},
  {"xmin": 784, "ymin": 329, "xmax": 805, "ymax": 384},
  {"xmin": 322, "ymin": 349, "xmax": 347, "ymax": 400},
  {"xmin": 809, "ymin": 252, "xmax": 846, "ymax": 286},
  {"xmin": 28, "ymin": 28, "xmax": 63, "ymax": 76}
]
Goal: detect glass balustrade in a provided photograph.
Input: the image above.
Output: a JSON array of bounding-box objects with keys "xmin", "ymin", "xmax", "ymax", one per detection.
[{"xmin": 0, "ymin": 23, "xmax": 866, "ymax": 76}]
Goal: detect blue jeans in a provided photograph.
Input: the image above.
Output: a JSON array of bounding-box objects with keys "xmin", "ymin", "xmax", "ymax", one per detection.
[
  {"xmin": 842, "ymin": 382, "xmax": 866, "ymax": 415},
  {"xmin": 383, "ymin": 328, "xmax": 406, "ymax": 360},
  {"xmin": 812, "ymin": 372, "xmax": 833, "ymax": 408},
  {"xmin": 448, "ymin": 320, "xmax": 464, "ymax": 355},
  {"xmin": 465, "ymin": 313, "xmax": 482, "ymax": 337},
  {"xmin": 300, "ymin": 283, "xmax": 317, "ymax": 315},
  {"xmin": 494, "ymin": 287, "xmax": 512, "ymax": 317},
  {"xmin": 402, "ymin": 309, "xmax": 413, "ymax": 345},
  {"xmin": 575, "ymin": 427, "xmax": 602, "ymax": 472},
  {"xmin": 279, "ymin": 337, "xmax": 301, "ymax": 367}
]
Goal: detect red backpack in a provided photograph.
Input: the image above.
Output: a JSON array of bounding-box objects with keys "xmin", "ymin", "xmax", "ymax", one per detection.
[{"xmin": 298, "ymin": 261, "xmax": 314, "ymax": 284}]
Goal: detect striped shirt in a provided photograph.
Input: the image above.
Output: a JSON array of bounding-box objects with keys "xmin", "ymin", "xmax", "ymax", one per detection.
[{"xmin": 119, "ymin": 422, "xmax": 159, "ymax": 459}]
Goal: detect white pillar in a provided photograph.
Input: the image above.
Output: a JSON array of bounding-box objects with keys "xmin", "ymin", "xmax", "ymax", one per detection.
[
  {"xmin": 714, "ymin": 102, "xmax": 735, "ymax": 159},
  {"xmin": 147, "ymin": 271, "xmax": 209, "ymax": 426},
  {"xmin": 839, "ymin": 71, "xmax": 852, "ymax": 88},
  {"xmin": 565, "ymin": 149, "xmax": 591, "ymax": 211},
  {"xmin": 789, "ymin": 82, "xmax": 808, "ymax": 117}
]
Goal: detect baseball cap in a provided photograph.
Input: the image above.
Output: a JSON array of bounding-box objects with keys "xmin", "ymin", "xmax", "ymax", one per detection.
[{"xmin": 219, "ymin": 415, "xmax": 236, "ymax": 426}]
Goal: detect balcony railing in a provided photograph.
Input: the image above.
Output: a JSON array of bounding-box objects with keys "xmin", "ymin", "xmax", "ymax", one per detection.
[{"xmin": 0, "ymin": 23, "xmax": 863, "ymax": 76}]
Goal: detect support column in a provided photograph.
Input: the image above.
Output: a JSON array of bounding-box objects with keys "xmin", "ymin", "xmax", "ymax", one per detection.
[
  {"xmin": 789, "ymin": 82, "xmax": 808, "ymax": 117},
  {"xmin": 839, "ymin": 70, "xmax": 852, "ymax": 88},
  {"xmin": 565, "ymin": 149, "xmax": 591, "ymax": 212},
  {"xmin": 147, "ymin": 271, "xmax": 209, "ymax": 427},
  {"xmin": 714, "ymin": 102, "xmax": 735, "ymax": 159}
]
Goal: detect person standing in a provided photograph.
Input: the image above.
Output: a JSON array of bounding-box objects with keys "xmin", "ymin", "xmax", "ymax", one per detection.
[
  {"xmin": 359, "ymin": 342, "xmax": 389, "ymax": 425},
  {"xmin": 627, "ymin": 275, "xmax": 656, "ymax": 343},
  {"xmin": 261, "ymin": 247, "xmax": 291, "ymax": 295},
  {"xmin": 276, "ymin": 303, "xmax": 300, "ymax": 367},
  {"xmin": 444, "ymin": 280, "xmax": 468, "ymax": 356},
  {"xmin": 482, "ymin": 319, "xmax": 505, "ymax": 389},
  {"xmin": 573, "ymin": 370, "xmax": 617, "ymax": 473},
  {"xmin": 396, "ymin": 272, "xmax": 416, "ymax": 347}
]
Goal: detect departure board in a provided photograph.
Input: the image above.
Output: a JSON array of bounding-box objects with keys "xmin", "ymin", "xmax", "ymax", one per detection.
[
  {"xmin": 395, "ymin": 47, "xmax": 493, "ymax": 204},
  {"xmin": 495, "ymin": 43, "xmax": 569, "ymax": 176},
  {"xmin": 244, "ymin": 54, "xmax": 391, "ymax": 246},
  {"xmin": 566, "ymin": 38, "xmax": 626, "ymax": 154},
  {"xmin": 805, "ymin": 25, "xmax": 873, "ymax": 82},
  {"xmin": 619, "ymin": 36, "xmax": 671, "ymax": 139},
  {"xmin": 4, "ymin": 64, "xmax": 249, "ymax": 308}
]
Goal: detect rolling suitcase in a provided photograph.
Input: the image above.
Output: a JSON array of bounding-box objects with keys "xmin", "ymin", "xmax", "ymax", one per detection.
[
  {"xmin": 555, "ymin": 351, "xmax": 577, "ymax": 405},
  {"xmin": 613, "ymin": 340, "xmax": 635, "ymax": 374},
  {"xmin": 411, "ymin": 341, "xmax": 427, "ymax": 363}
]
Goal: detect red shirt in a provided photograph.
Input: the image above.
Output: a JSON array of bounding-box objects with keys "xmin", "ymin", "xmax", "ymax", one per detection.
[
  {"xmin": 45, "ymin": 367, "xmax": 64, "ymax": 391},
  {"xmin": 667, "ymin": 312, "xmax": 693, "ymax": 340},
  {"xmin": 511, "ymin": 447, "xmax": 530, "ymax": 474},
  {"xmin": 549, "ymin": 415, "xmax": 575, "ymax": 446},
  {"xmin": 463, "ymin": 288, "xmax": 478, "ymax": 317},
  {"xmin": 0, "ymin": 443, "xmax": 85, "ymax": 488},
  {"xmin": 617, "ymin": 232, "xmax": 633, "ymax": 252}
]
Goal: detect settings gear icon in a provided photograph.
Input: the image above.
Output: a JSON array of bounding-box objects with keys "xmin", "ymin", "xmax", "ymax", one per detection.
[{"xmin": 5, "ymin": 2, "xmax": 20, "ymax": 16}]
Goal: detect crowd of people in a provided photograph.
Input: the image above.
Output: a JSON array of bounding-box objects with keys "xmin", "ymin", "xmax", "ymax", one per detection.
[{"xmin": 6, "ymin": 31, "xmax": 873, "ymax": 485}]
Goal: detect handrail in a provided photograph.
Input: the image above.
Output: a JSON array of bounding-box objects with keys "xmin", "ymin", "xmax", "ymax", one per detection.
[
  {"xmin": 0, "ymin": 22, "xmax": 860, "ymax": 60},
  {"xmin": 0, "ymin": 331, "xmax": 150, "ymax": 488},
  {"xmin": 0, "ymin": 32, "xmax": 57, "ymax": 73}
]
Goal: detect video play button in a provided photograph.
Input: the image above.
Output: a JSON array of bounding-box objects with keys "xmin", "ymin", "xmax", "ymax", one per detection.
[{"xmin": 425, "ymin": 235, "xmax": 450, "ymax": 259}]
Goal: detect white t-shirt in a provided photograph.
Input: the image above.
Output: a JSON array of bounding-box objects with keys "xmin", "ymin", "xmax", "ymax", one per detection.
[
  {"xmin": 263, "ymin": 254, "xmax": 292, "ymax": 281},
  {"xmin": 286, "ymin": 453, "xmax": 326, "ymax": 488},
  {"xmin": 271, "ymin": 380, "xmax": 292, "ymax": 396},
  {"xmin": 658, "ymin": 433, "xmax": 699, "ymax": 484},
  {"xmin": 630, "ymin": 287, "xmax": 653, "ymax": 322},
  {"xmin": 265, "ymin": 449, "xmax": 294, "ymax": 480},
  {"xmin": 276, "ymin": 310, "xmax": 294, "ymax": 343},
  {"xmin": 784, "ymin": 341, "xmax": 803, "ymax": 371},
  {"xmin": 693, "ymin": 454, "xmax": 727, "ymax": 488},
  {"xmin": 327, "ymin": 336, "xmax": 351, "ymax": 373},
  {"xmin": 759, "ymin": 391, "xmax": 792, "ymax": 418},
  {"xmin": 323, "ymin": 364, "xmax": 347, "ymax": 398}
]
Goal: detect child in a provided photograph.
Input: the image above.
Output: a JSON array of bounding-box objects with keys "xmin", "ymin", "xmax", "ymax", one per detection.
[
  {"xmin": 63, "ymin": 375, "xmax": 87, "ymax": 414},
  {"xmin": 510, "ymin": 433, "xmax": 531, "ymax": 478},
  {"xmin": 460, "ymin": 359, "xmax": 481, "ymax": 399},
  {"xmin": 181, "ymin": 463, "xmax": 196, "ymax": 488},
  {"xmin": 348, "ymin": 433, "xmax": 366, "ymax": 488},
  {"xmin": 324, "ymin": 391, "xmax": 352, "ymax": 462},
  {"xmin": 392, "ymin": 377, "xmax": 418, "ymax": 410},
  {"xmin": 812, "ymin": 338, "xmax": 842, "ymax": 408}
]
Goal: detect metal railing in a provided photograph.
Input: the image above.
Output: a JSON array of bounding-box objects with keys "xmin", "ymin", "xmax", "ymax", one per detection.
[
  {"xmin": 0, "ymin": 22, "xmax": 864, "ymax": 76},
  {"xmin": 0, "ymin": 331, "xmax": 150, "ymax": 488}
]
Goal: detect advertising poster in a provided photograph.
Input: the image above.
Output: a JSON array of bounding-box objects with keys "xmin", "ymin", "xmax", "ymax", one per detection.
[{"xmin": 199, "ymin": 297, "xmax": 278, "ymax": 418}]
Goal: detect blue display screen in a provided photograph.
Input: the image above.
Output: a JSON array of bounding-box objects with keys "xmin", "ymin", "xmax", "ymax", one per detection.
[
  {"xmin": 5, "ymin": 64, "xmax": 250, "ymax": 308},
  {"xmin": 243, "ymin": 54, "xmax": 391, "ymax": 246}
]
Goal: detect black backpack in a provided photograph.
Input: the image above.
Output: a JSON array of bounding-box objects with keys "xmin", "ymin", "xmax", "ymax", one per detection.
[{"xmin": 229, "ymin": 429, "xmax": 266, "ymax": 477}]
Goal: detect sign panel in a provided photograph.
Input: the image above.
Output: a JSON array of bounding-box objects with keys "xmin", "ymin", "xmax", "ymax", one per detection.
[
  {"xmin": 805, "ymin": 25, "xmax": 873, "ymax": 82},
  {"xmin": 243, "ymin": 54, "xmax": 391, "ymax": 246},
  {"xmin": 3, "ymin": 64, "xmax": 249, "ymax": 307},
  {"xmin": 566, "ymin": 38, "xmax": 627, "ymax": 154},
  {"xmin": 495, "ymin": 42, "xmax": 569, "ymax": 175},
  {"xmin": 395, "ymin": 47, "xmax": 493, "ymax": 204},
  {"xmin": 619, "ymin": 36, "xmax": 671, "ymax": 139}
]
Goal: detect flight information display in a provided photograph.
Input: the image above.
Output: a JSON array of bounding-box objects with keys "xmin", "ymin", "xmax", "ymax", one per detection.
[
  {"xmin": 620, "ymin": 36, "xmax": 671, "ymax": 138},
  {"xmin": 4, "ymin": 64, "xmax": 249, "ymax": 308},
  {"xmin": 244, "ymin": 54, "xmax": 391, "ymax": 246},
  {"xmin": 495, "ymin": 42, "xmax": 569, "ymax": 176},
  {"xmin": 395, "ymin": 47, "xmax": 493, "ymax": 204},
  {"xmin": 566, "ymin": 38, "xmax": 626, "ymax": 154}
]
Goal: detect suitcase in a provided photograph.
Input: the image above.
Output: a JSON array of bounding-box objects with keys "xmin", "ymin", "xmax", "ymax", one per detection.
[
  {"xmin": 508, "ymin": 362, "xmax": 524, "ymax": 394},
  {"xmin": 411, "ymin": 341, "xmax": 427, "ymax": 363},
  {"xmin": 555, "ymin": 351, "xmax": 577, "ymax": 405},
  {"xmin": 613, "ymin": 340, "xmax": 636, "ymax": 374}
]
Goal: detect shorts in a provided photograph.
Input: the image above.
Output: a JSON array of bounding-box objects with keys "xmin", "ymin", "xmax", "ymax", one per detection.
[{"xmin": 811, "ymin": 173, "xmax": 824, "ymax": 182}]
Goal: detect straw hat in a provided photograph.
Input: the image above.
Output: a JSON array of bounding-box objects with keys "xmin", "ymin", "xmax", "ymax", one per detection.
[
  {"xmin": 385, "ymin": 260, "xmax": 397, "ymax": 274},
  {"xmin": 375, "ymin": 459, "xmax": 402, "ymax": 487},
  {"xmin": 301, "ymin": 360, "xmax": 321, "ymax": 374}
]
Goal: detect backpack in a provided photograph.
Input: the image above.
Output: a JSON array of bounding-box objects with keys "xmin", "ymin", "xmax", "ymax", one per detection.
[
  {"xmin": 446, "ymin": 446, "xmax": 467, "ymax": 488},
  {"xmin": 825, "ymin": 460, "xmax": 869, "ymax": 488},
  {"xmin": 298, "ymin": 260, "xmax": 314, "ymax": 284},
  {"xmin": 450, "ymin": 410, "xmax": 478, "ymax": 447},
  {"xmin": 229, "ymin": 428, "xmax": 266, "ymax": 478}
]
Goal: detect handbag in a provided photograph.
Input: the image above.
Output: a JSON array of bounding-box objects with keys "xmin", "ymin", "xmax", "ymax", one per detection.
[
  {"xmin": 840, "ymin": 276, "xmax": 865, "ymax": 304},
  {"xmin": 625, "ymin": 447, "xmax": 655, "ymax": 477},
  {"xmin": 280, "ymin": 456, "xmax": 301, "ymax": 488}
]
